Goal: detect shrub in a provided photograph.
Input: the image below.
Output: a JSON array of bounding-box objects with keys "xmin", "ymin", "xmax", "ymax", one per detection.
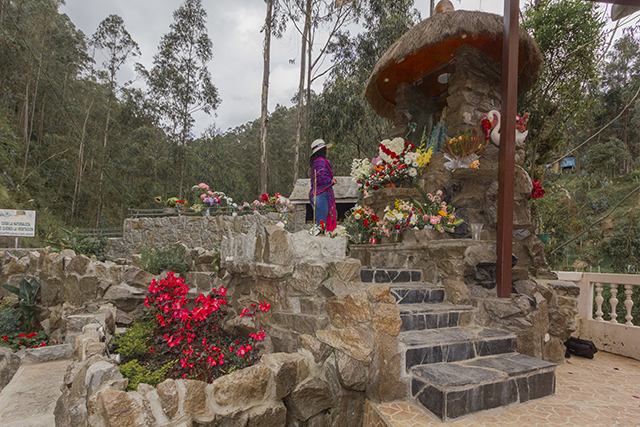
[
  {"xmin": 119, "ymin": 359, "xmax": 175, "ymax": 391},
  {"xmin": 114, "ymin": 320, "xmax": 155, "ymax": 360},
  {"xmin": 0, "ymin": 303, "xmax": 21, "ymax": 336},
  {"xmin": 49, "ymin": 228, "xmax": 109, "ymax": 261},
  {"xmin": 140, "ymin": 246, "xmax": 188, "ymax": 275}
]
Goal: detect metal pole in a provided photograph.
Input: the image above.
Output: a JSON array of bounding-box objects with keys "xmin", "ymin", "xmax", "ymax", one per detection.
[
  {"xmin": 14, "ymin": 237, "xmax": 18, "ymax": 249},
  {"xmin": 496, "ymin": 0, "xmax": 519, "ymax": 298}
]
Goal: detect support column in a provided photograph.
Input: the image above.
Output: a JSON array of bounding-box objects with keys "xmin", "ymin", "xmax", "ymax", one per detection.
[{"xmin": 496, "ymin": 0, "xmax": 519, "ymax": 298}]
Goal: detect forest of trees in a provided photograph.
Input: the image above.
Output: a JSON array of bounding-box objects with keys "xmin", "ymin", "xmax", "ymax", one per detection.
[{"xmin": 0, "ymin": 0, "xmax": 639, "ymax": 271}]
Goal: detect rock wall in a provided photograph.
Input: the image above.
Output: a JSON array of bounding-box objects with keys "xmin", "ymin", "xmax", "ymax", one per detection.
[
  {"xmin": 49, "ymin": 221, "xmax": 408, "ymax": 427},
  {"xmin": 111, "ymin": 212, "xmax": 282, "ymax": 259}
]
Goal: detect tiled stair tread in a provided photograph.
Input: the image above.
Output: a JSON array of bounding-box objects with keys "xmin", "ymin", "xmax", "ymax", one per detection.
[
  {"xmin": 390, "ymin": 283, "xmax": 440, "ymax": 289},
  {"xmin": 411, "ymin": 353, "xmax": 556, "ymax": 389},
  {"xmin": 412, "ymin": 362, "xmax": 505, "ymax": 388},
  {"xmin": 400, "ymin": 326, "xmax": 516, "ymax": 347},
  {"xmin": 391, "ymin": 285, "xmax": 445, "ymax": 305},
  {"xmin": 398, "ymin": 303, "xmax": 472, "ymax": 314},
  {"xmin": 360, "ymin": 267, "xmax": 422, "ymax": 283},
  {"xmin": 461, "ymin": 353, "xmax": 556, "ymax": 376}
]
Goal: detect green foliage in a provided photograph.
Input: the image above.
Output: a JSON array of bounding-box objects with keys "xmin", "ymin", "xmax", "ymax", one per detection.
[
  {"xmin": 49, "ymin": 229, "xmax": 109, "ymax": 261},
  {"xmin": 119, "ymin": 359, "xmax": 175, "ymax": 391},
  {"xmin": 585, "ymin": 137, "xmax": 633, "ymax": 177},
  {"xmin": 0, "ymin": 278, "xmax": 40, "ymax": 332},
  {"xmin": 139, "ymin": 246, "xmax": 188, "ymax": 275},
  {"xmin": 114, "ymin": 321, "xmax": 155, "ymax": 360},
  {"xmin": 0, "ymin": 303, "xmax": 21, "ymax": 336},
  {"xmin": 601, "ymin": 225, "xmax": 640, "ymax": 273},
  {"xmin": 521, "ymin": 0, "xmax": 606, "ymax": 171}
]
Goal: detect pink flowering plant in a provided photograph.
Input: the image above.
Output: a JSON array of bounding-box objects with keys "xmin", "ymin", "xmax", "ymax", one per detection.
[
  {"xmin": 121, "ymin": 272, "xmax": 271, "ymax": 384},
  {"xmin": 411, "ymin": 190, "xmax": 463, "ymax": 233}
]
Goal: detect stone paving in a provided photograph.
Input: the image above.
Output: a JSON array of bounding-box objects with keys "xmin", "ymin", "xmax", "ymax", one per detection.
[
  {"xmin": 0, "ymin": 359, "xmax": 72, "ymax": 427},
  {"xmin": 366, "ymin": 351, "xmax": 640, "ymax": 427}
]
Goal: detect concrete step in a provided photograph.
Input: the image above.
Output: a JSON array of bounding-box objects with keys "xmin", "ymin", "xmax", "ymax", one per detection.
[
  {"xmin": 410, "ymin": 353, "xmax": 556, "ymax": 421},
  {"xmin": 400, "ymin": 326, "xmax": 517, "ymax": 371},
  {"xmin": 390, "ymin": 284, "xmax": 445, "ymax": 305},
  {"xmin": 398, "ymin": 303, "xmax": 472, "ymax": 332},
  {"xmin": 360, "ymin": 267, "xmax": 421, "ymax": 284}
]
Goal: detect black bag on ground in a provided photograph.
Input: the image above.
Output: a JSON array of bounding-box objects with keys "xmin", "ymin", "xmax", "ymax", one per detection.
[{"xmin": 564, "ymin": 337, "xmax": 598, "ymax": 359}]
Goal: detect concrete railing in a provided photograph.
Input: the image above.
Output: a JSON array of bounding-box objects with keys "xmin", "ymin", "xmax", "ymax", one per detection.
[{"xmin": 556, "ymin": 271, "xmax": 640, "ymax": 361}]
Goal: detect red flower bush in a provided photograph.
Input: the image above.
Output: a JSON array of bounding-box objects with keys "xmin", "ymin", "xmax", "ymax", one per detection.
[{"xmin": 144, "ymin": 272, "xmax": 270, "ymax": 382}]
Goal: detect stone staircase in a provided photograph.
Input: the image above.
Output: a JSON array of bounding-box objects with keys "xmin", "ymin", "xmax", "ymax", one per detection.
[{"xmin": 361, "ymin": 266, "xmax": 556, "ymax": 422}]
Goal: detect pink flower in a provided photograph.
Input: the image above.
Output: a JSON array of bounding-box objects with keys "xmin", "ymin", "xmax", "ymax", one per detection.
[
  {"xmin": 198, "ymin": 183, "xmax": 209, "ymax": 189},
  {"xmin": 430, "ymin": 216, "xmax": 441, "ymax": 225},
  {"xmin": 259, "ymin": 302, "xmax": 271, "ymax": 312}
]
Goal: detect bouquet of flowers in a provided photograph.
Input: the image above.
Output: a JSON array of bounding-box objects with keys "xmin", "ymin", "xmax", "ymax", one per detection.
[
  {"xmin": 342, "ymin": 205, "xmax": 380, "ymax": 244},
  {"xmin": 441, "ymin": 131, "xmax": 485, "ymax": 171},
  {"xmin": 411, "ymin": 190, "xmax": 463, "ymax": 233},
  {"xmin": 351, "ymin": 138, "xmax": 433, "ymax": 197},
  {"xmin": 248, "ymin": 193, "xmax": 295, "ymax": 230},
  {"xmin": 376, "ymin": 199, "xmax": 416, "ymax": 238}
]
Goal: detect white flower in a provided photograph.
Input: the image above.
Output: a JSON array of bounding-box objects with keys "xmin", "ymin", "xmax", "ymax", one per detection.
[
  {"xmin": 354, "ymin": 213, "xmax": 361, "ymax": 220},
  {"xmin": 405, "ymin": 152, "xmax": 419, "ymax": 166},
  {"xmin": 409, "ymin": 168, "xmax": 417, "ymax": 177},
  {"xmin": 276, "ymin": 221, "xmax": 285, "ymax": 228}
]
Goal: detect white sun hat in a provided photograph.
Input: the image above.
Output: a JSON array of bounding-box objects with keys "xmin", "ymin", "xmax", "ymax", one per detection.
[{"xmin": 310, "ymin": 139, "xmax": 333, "ymax": 156}]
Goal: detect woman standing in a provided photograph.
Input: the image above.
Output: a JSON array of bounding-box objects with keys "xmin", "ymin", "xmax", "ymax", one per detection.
[{"xmin": 309, "ymin": 139, "xmax": 337, "ymax": 232}]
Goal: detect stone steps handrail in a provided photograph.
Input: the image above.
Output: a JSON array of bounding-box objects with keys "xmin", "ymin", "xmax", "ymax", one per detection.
[{"xmin": 556, "ymin": 271, "xmax": 640, "ymax": 360}]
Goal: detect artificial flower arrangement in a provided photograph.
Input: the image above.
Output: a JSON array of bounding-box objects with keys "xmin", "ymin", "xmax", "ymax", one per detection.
[
  {"xmin": 441, "ymin": 130, "xmax": 485, "ymax": 171},
  {"xmin": 350, "ymin": 137, "xmax": 433, "ymax": 197},
  {"xmin": 342, "ymin": 205, "xmax": 380, "ymax": 244},
  {"xmin": 530, "ymin": 179, "xmax": 545, "ymax": 200}
]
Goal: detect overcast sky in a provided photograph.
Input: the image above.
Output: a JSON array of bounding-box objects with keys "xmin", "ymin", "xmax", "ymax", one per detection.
[{"xmin": 60, "ymin": 0, "xmax": 609, "ymax": 136}]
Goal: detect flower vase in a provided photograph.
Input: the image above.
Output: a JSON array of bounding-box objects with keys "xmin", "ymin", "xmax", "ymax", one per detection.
[{"xmin": 390, "ymin": 229, "xmax": 402, "ymax": 244}]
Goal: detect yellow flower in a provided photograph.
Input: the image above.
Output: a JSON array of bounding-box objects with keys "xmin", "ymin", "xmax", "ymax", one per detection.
[
  {"xmin": 470, "ymin": 160, "xmax": 480, "ymax": 169},
  {"xmin": 438, "ymin": 210, "xmax": 449, "ymax": 218}
]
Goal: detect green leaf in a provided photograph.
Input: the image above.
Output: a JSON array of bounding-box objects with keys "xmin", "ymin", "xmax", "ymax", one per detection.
[{"xmin": 0, "ymin": 283, "xmax": 19, "ymax": 296}]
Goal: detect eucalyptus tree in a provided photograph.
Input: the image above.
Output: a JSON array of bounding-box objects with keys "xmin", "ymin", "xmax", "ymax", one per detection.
[
  {"xmin": 90, "ymin": 14, "xmax": 140, "ymax": 227},
  {"xmin": 260, "ymin": 0, "xmax": 287, "ymax": 194},
  {"xmin": 148, "ymin": 0, "xmax": 221, "ymax": 198},
  {"xmin": 310, "ymin": 0, "xmax": 419, "ymax": 173},
  {"xmin": 284, "ymin": 0, "xmax": 358, "ymax": 184}
]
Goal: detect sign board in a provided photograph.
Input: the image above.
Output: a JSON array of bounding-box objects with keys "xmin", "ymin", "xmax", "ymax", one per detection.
[{"xmin": 0, "ymin": 210, "xmax": 36, "ymax": 237}]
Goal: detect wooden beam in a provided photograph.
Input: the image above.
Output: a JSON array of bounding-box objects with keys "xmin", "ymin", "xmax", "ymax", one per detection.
[{"xmin": 496, "ymin": 0, "xmax": 520, "ymax": 298}]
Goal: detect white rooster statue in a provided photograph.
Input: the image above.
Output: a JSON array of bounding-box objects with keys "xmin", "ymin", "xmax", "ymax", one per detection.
[{"xmin": 483, "ymin": 110, "xmax": 529, "ymax": 147}]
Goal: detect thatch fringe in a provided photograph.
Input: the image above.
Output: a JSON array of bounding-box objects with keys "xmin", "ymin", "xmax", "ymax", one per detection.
[{"xmin": 365, "ymin": 10, "xmax": 543, "ymax": 120}]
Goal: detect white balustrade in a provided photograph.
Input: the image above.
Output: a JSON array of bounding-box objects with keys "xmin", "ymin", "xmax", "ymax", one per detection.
[
  {"xmin": 595, "ymin": 282, "xmax": 604, "ymax": 321},
  {"xmin": 625, "ymin": 284, "xmax": 634, "ymax": 326},
  {"xmin": 556, "ymin": 271, "xmax": 640, "ymax": 360},
  {"xmin": 610, "ymin": 284, "xmax": 619, "ymax": 323}
]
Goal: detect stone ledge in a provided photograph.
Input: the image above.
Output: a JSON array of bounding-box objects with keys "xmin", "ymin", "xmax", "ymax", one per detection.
[{"xmin": 21, "ymin": 344, "xmax": 73, "ymax": 365}]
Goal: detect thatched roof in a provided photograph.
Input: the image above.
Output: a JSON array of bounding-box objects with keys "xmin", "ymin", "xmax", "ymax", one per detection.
[{"xmin": 365, "ymin": 10, "xmax": 543, "ymax": 120}]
